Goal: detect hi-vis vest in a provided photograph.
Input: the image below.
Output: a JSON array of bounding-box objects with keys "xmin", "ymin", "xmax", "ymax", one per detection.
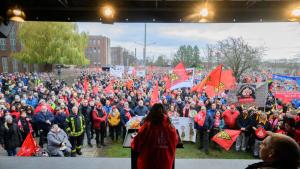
[{"xmin": 66, "ymin": 114, "xmax": 85, "ymax": 137}]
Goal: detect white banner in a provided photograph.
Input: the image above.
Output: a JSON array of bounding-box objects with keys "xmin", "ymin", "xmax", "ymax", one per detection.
[
  {"xmin": 136, "ymin": 70, "xmax": 146, "ymax": 77},
  {"xmin": 170, "ymin": 117, "xmax": 196, "ymax": 142},
  {"xmin": 171, "ymin": 68, "xmax": 195, "ymax": 90},
  {"xmin": 110, "ymin": 66, "xmax": 124, "ymax": 78}
]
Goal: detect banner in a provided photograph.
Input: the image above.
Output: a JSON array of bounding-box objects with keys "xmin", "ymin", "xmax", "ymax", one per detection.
[
  {"xmin": 171, "ymin": 68, "xmax": 195, "ymax": 90},
  {"xmin": 229, "ymin": 82, "xmax": 268, "ymax": 107},
  {"xmin": 110, "ymin": 66, "xmax": 124, "ymax": 78},
  {"xmin": 170, "ymin": 117, "xmax": 196, "ymax": 142},
  {"xmin": 136, "ymin": 70, "xmax": 146, "ymax": 77},
  {"xmin": 237, "ymin": 83, "xmax": 256, "ymax": 104},
  {"xmin": 272, "ymin": 74, "xmax": 300, "ymax": 103},
  {"xmin": 212, "ymin": 129, "xmax": 241, "ymax": 151},
  {"xmin": 255, "ymin": 82, "xmax": 269, "ymax": 108}
]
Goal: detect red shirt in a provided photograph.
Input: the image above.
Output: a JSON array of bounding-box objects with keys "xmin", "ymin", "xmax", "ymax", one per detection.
[
  {"xmin": 131, "ymin": 117, "xmax": 178, "ymax": 169},
  {"xmin": 222, "ymin": 110, "xmax": 240, "ymax": 129}
]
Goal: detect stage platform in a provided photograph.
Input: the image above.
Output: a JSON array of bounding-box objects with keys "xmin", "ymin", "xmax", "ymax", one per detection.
[{"xmin": 0, "ymin": 157, "xmax": 259, "ymax": 169}]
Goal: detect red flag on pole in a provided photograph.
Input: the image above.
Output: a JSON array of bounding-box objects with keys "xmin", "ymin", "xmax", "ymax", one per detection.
[
  {"xmin": 150, "ymin": 81, "xmax": 159, "ymax": 106},
  {"xmin": 92, "ymin": 86, "xmax": 99, "ymax": 95},
  {"xmin": 163, "ymin": 76, "xmax": 171, "ymax": 90},
  {"xmin": 17, "ymin": 132, "xmax": 39, "ymax": 156},
  {"xmin": 211, "ymin": 129, "xmax": 241, "ymax": 151},
  {"xmin": 220, "ymin": 69, "xmax": 236, "ymax": 90},
  {"xmin": 192, "ymin": 64, "xmax": 223, "ymax": 92},
  {"xmin": 104, "ymin": 83, "xmax": 113, "ymax": 94},
  {"xmin": 83, "ymin": 79, "xmax": 89, "ymax": 92},
  {"xmin": 171, "ymin": 62, "xmax": 189, "ymax": 86}
]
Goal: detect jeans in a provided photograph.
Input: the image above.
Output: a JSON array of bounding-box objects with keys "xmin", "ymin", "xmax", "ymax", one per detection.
[
  {"xmin": 253, "ymin": 139, "xmax": 262, "ymax": 157},
  {"xmin": 7, "ymin": 148, "xmax": 17, "ymax": 156},
  {"xmin": 85, "ymin": 122, "xmax": 92, "ymax": 144},
  {"xmin": 236, "ymin": 132, "xmax": 249, "ymax": 151}
]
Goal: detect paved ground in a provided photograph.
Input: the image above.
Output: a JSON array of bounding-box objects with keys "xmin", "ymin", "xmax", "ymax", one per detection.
[{"xmin": 0, "ymin": 157, "xmax": 259, "ymax": 169}]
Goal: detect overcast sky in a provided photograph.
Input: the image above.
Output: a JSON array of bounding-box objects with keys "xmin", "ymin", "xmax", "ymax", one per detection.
[{"xmin": 77, "ymin": 22, "xmax": 300, "ymax": 61}]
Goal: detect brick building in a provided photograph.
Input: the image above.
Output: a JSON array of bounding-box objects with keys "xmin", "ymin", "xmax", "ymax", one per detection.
[
  {"xmin": 85, "ymin": 35, "xmax": 111, "ymax": 67},
  {"xmin": 111, "ymin": 46, "xmax": 125, "ymax": 66},
  {"xmin": 0, "ymin": 22, "xmax": 44, "ymax": 72}
]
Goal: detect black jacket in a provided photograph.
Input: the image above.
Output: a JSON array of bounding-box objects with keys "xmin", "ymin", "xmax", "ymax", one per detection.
[{"xmin": 0, "ymin": 123, "xmax": 22, "ymax": 150}]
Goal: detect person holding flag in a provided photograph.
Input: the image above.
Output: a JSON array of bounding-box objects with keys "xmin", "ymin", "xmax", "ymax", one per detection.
[
  {"xmin": 252, "ymin": 113, "xmax": 272, "ymax": 158},
  {"xmin": 194, "ymin": 106, "xmax": 214, "ymax": 154}
]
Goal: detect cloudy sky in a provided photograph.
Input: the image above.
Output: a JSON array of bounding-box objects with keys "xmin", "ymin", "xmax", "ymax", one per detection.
[{"xmin": 77, "ymin": 22, "xmax": 300, "ymax": 60}]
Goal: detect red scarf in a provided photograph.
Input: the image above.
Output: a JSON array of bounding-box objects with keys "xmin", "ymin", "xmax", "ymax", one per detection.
[
  {"xmin": 124, "ymin": 108, "xmax": 131, "ymax": 120},
  {"xmin": 214, "ymin": 115, "xmax": 220, "ymax": 127},
  {"xmin": 196, "ymin": 111, "xmax": 206, "ymax": 127}
]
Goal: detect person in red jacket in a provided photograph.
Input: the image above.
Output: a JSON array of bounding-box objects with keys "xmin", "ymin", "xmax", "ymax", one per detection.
[
  {"xmin": 131, "ymin": 103, "xmax": 178, "ymax": 169},
  {"xmin": 92, "ymin": 102, "xmax": 107, "ymax": 148},
  {"xmin": 222, "ymin": 105, "xmax": 240, "ymax": 129}
]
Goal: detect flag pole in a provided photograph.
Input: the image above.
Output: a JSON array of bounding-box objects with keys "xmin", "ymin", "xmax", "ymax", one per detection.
[{"xmin": 216, "ymin": 64, "xmax": 223, "ymax": 97}]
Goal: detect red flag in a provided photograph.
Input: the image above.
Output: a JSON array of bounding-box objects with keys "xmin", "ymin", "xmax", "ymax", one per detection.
[
  {"xmin": 171, "ymin": 62, "xmax": 189, "ymax": 86},
  {"xmin": 104, "ymin": 83, "xmax": 113, "ymax": 94},
  {"xmin": 17, "ymin": 132, "xmax": 39, "ymax": 156},
  {"xmin": 150, "ymin": 81, "xmax": 159, "ymax": 106},
  {"xmin": 192, "ymin": 64, "xmax": 223, "ymax": 92},
  {"xmin": 164, "ymin": 76, "xmax": 171, "ymax": 90},
  {"xmin": 212, "ymin": 129, "xmax": 241, "ymax": 151},
  {"xmin": 92, "ymin": 86, "xmax": 99, "ymax": 95},
  {"xmin": 220, "ymin": 69, "xmax": 236, "ymax": 90},
  {"xmin": 83, "ymin": 79, "xmax": 89, "ymax": 92},
  {"xmin": 205, "ymin": 85, "xmax": 217, "ymax": 98},
  {"xmin": 146, "ymin": 74, "xmax": 152, "ymax": 81}
]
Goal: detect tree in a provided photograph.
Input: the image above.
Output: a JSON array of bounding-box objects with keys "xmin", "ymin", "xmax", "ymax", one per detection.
[
  {"xmin": 14, "ymin": 22, "xmax": 89, "ymax": 69},
  {"xmin": 172, "ymin": 45, "xmax": 201, "ymax": 67},
  {"xmin": 154, "ymin": 55, "xmax": 168, "ymax": 67},
  {"xmin": 215, "ymin": 37, "xmax": 264, "ymax": 80}
]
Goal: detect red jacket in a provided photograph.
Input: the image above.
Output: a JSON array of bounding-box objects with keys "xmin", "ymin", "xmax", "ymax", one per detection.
[
  {"xmin": 222, "ymin": 110, "xmax": 240, "ymax": 129},
  {"xmin": 131, "ymin": 116, "xmax": 178, "ymax": 169},
  {"xmin": 92, "ymin": 108, "xmax": 107, "ymax": 129}
]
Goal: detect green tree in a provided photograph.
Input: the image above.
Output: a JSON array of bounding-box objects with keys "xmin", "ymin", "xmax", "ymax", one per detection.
[
  {"xmin": 154, "ymin": 55, "xmax": 167, "ymax": 67},
  {"xmin": 215, "ymin": 37, "xmax": 264, "ymax": 80},
  {"xmin": 172, "ymin": 45, "xmax": 201, "ymax": 67},
  {"xmin": 14, "ymin": 22, "xmax": 89, "ymax": 69}
]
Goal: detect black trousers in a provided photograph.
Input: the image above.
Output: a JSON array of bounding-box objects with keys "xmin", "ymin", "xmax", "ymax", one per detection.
[
  {"xmin": 95, "ymin": 127, "xmax": 106, "ymax": 145},
  {"xmin": 122, "ymin": 125, "xmax": 127, "ymax": 140},
  {"xmin": 39, "ymin": 128, "xmax": 49, "ymax": 147},
  {"xmin": 109, "ymin": 125, "xmax": 120, "ymax": 141},
  {"xmin": 69, "ymin": 134, "xmax": 84, "ymax": 153}
]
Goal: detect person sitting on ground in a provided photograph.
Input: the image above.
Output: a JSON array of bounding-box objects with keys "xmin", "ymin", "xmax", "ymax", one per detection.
[
  {"xmin": 47, "ymin": 124, "xmax": 71, "ymax": 157},
  {"xmin": 246, "ymin": 132, "xmax": 300, "ymax": 169}
]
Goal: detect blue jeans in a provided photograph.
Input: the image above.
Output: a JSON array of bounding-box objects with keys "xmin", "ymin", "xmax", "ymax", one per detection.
[{"xmin": 7, "ymin": 148, "xmax": 17, "ymax": 156}]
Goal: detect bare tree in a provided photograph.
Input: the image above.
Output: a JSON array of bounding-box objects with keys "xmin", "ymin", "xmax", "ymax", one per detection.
[{"xmin": 215, "ymin": 37, "xmax": 264, "ymax": 80}]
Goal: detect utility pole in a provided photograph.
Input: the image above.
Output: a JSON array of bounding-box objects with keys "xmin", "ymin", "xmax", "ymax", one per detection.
[{"xmin": 143, "ymin": 23, "xmax": 147, "ymax": 66}]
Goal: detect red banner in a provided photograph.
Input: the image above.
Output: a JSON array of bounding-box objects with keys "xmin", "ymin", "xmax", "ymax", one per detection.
[{"xmin": 273, "ymin": 92, "xmax": 300, "ymax": 103}]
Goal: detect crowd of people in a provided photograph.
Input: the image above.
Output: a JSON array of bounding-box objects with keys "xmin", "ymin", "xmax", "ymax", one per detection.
[{"xmin": 0, "ymin": 70, "xmax": 299, "ymax": 159}]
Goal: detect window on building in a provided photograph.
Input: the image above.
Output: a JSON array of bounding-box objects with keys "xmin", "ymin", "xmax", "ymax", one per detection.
[
  {"xmin": 33, "ymin": 64, "xmax": 38, "ymax": 72},
  {"xmin": 24, "ymin": 64, "xmax": 29, "ymax": 72},
  {"xmin": 0, "ymin": 39, "xmax": 6, "ymax": 51},
  {"xmin": 10, "ymin": 39, "xmax": 16, "ymax": 51},
  {"xmin": 2, "ymin": 57, "xmax": 8, "ymax": 72},
  {"xmin": 10, "ymin": 28, "xmax": 16, "ymax": 51},
  {"xmin": 98, "ymin": 49, "xmax": 100, "ymax": 54},
  {"xmin": 93, "ymin": 40, "xmax": 96, "ymax": 45},
  {"xmin": 98, "ymin": 40, "xmax": 100, "ymax": 45},
  {"xmin": 94, "ymin": 48, "xmax": 97, "ymax": 53},
  {"xmin": 12, "ymin": 58, "xmax": 18, "ymax": 72}
]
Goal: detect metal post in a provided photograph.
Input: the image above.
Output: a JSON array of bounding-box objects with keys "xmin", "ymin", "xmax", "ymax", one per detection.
[{"xmin": 143, "ymin": 23, "xmax": 147, "ymax": 66}]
